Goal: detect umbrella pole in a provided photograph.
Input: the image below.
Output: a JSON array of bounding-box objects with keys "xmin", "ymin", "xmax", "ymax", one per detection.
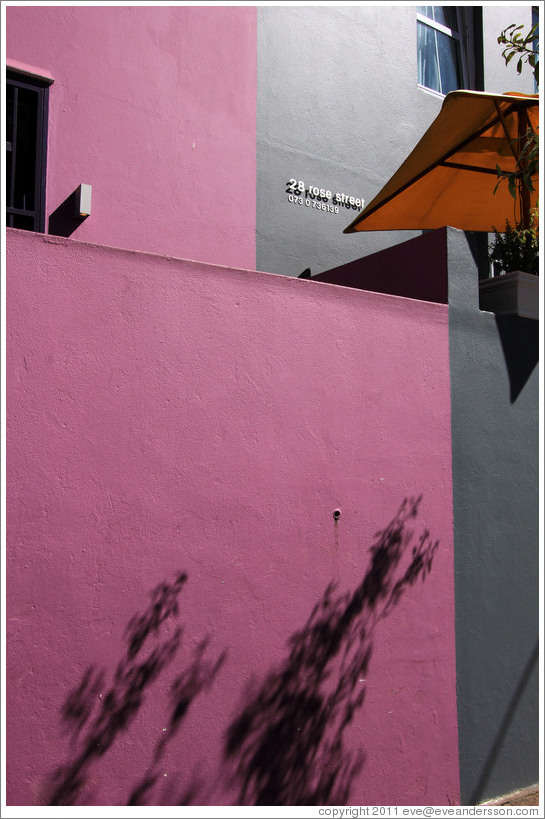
[
  {"xmin": 493, "ymin": 101, "xmax": 533, "ymax": 229},
  {"xmin": 517, "ymin": 108, "xmax": 532, "ymax": 230}
]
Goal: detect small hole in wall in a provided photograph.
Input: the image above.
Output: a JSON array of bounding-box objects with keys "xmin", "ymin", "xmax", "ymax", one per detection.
[{"xmin": 333, "ymin": 509, "xmax": 341, "ymax": 521}]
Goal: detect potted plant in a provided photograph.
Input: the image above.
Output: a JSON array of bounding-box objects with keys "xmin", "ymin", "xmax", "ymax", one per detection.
[
  {"xmin": 480, "ymin": 21, "xmax": 540, "ymax": 320},
  {"xmin": 480, "ymin": 206, "xmax": 539, "ymax": 319}
]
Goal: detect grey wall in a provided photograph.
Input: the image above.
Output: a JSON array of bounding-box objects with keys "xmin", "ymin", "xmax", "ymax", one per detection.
[
  {"xmin": 256, "ymin": 5, "xmax": 442, "ymax": 277},
  {"xmin": 447, "ymin": 228, "xmax": 539, "ymax": 805},
  {"xmin": 255, "ymin": 5, "xmax": 534, "ymax": 279},
  {"xmin": 482, "ymin": 4, "xmax": 535, "ymax": 94}
]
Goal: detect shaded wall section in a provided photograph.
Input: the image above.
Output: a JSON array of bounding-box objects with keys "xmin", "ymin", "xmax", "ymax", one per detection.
[
  {"xmin": 6, "ymin": 228, "xmax": 458, "ymax": 806},
  {"xmin": 446, "ymin": 228, "xmax": 539, "ymax": 804},
  {"xmin": 312, "ymin": 229, "xmax": 449, "ymax": 304}
]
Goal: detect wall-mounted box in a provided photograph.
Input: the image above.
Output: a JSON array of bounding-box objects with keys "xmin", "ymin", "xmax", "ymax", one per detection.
[{"xmin": 75, "ymin": 183, "xmax": 92, "ymax": 217}]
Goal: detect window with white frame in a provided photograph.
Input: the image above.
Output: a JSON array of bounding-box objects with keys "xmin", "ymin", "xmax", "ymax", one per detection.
[{"xmin": 417, "ymin": 6, "xmax": 464, "ymax": 96}]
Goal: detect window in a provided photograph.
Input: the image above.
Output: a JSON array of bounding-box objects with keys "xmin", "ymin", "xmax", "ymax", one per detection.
[
  {"xmin": 6, "ymin": 70, "xmax": 50, "ymax": 232},
  {"xmin": 417, "ymin": 6, "xmax": 464, "ymax": 96}
]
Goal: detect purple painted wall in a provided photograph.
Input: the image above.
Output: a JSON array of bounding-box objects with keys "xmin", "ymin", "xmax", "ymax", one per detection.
[
  {"xmin": 7, "ymin": 229, "xmax": 458, "ymax": 806},
  {"xmin": 5, "ymin": 5, "xmax": 256, "ymax": 269},
  {"xmin": 313, "ymin": 230, "xmax": 449, "ymax": 305}
]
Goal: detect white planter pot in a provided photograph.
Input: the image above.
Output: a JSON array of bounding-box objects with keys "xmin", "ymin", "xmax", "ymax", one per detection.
[{"xmin": 479, "ymin": 270, "xmax": 539, "ymax": 320}]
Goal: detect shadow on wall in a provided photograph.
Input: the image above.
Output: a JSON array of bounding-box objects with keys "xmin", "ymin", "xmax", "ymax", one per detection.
[
  {"xmin": 470, "ymin": 641, "xmax": 539, "ymax": 806},
  {"xmin": 46, "ymin": 572, "xmax": 227, "ymax": 806},
  {"xmin": 48, "ymin": 190, "xmax": 89, "ymax": 237},
  {"xmin": 495, "ymin": 316, "xmax": 539, "ymax": 403},
  {"xmin": 224, "ymin": 496, "xmax": 439, "ymax": 805},
  {"xmin": 46, "ymin": 497, "xmax": 439, "ymax": 806}
]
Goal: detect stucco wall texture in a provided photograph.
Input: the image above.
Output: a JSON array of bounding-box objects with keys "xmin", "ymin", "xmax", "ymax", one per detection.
[
  {"xmin": 5, "ymin": 4, "xmax": 257, "ymax": 270},
  {"xmin": 6, "ymin": 4, "xmax": 534, "ymax": 280},
  {"xmin": 445, "ymin": 230, "xmax": 539, "ymax": 805},
  {"xmin": 6, "ymin": 229, "xmax": 458, "ymax": 806},
  {"xmin": 6, "ymin": 3, "xmax": 537, "ymax": 808}
]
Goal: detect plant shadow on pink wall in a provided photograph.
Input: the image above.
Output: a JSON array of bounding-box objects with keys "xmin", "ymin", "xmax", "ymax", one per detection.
[
  {"xmin": 224, "ymin": 496, "xmax": 438, "ymax": 806},
  {"xmin": 46, "ymin": 572, "xmax": 227, "ymax": 806},
  {"xmin": 45, "ymin": 496, "xmax": 438, "ymax": 806}
]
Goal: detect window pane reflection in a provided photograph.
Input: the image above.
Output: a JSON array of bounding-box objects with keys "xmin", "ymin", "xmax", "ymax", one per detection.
[
  {"xmin": 418, "ymin": 5, "xmax": 458, "ymax": 31},
  {"xmin": 418, "ymin": 22, "xmax": 440, "ymax": 91},
  {"xmin": 437, "ymin": 30, "xmax": 462, "ymax": 94},
  {"xmin": 417, "ymin": 17, "xmax": 462, "ymax": 94}
]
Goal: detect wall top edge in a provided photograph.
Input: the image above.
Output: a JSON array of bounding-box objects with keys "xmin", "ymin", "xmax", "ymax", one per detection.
[
  {"xmin": 6, "ymin": 58, "xmax": 55, "ymax": 84},
  {"xmin": 6, "ymin": 228, "xmax": 449, "ymax": 314},
  {"xmin": 5, "ymin": 226, "xmax": 268, "ymax": 279}
]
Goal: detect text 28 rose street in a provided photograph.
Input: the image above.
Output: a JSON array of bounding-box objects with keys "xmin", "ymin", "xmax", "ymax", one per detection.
[{"xmin": 286, "ymin": 178, "xmax": 365, "ymax": 211}]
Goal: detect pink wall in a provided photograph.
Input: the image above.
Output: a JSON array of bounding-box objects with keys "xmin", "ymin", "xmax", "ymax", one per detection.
[
  {"xmin": 7, "ymin": 228, "xmax": 459, "ymax": 806},
  {"xmin": 6, "ymin": 5, "xmax": 256, "ymax": 270}
]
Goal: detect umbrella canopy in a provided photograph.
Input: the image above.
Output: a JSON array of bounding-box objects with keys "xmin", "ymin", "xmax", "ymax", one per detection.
[{"xmin": 344, "ymin": 90, "xmax": 539, "ymax": 234}]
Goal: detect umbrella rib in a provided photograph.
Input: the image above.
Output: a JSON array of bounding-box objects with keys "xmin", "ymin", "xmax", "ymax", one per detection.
[
  {"xmin": 345, "ymin": 99, "xmax": 536, "ymax": 232},
  {"xmin": 440, "ymin": 161, "xmax": 499, "ymax": 175},
  {"xmin": 494, "ymin": 100, "xmax": 519, "ymax": 161}
]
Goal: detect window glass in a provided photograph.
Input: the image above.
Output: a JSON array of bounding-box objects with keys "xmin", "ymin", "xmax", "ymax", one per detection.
[
  {"xmin": 418, "ymin": 22, "xmax": 440, "ymax": 92},
  {"xmin": 6, "ymin": 72, "xmax": 49, "ymax": 232},
  {"xmin": 10, "ymin": 214, "xmax": 36, "ymax": 230},
  {"xmin": 13, "ymin": 86, "xmax": 38, "ymax": 211},
  {"xmin": 417, "ymin": 6, "xmax": 457, "ymax": 30},
  {"xmin": 436, "ymin": 29, "xmax": 463, "ymax": 94},
  {"xmin": 417, "ymin": 6, "xmax": 434, "ymax": 19},
  {"xmin": 7, "ymin": 83, "xmax": 14, "ymax": 146},
  {"xmin": 417, "ymin": 6, "xmax": 463, "ymax": 95}
]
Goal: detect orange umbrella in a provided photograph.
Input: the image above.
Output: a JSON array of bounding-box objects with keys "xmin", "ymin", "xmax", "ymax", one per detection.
[{"xmin": 344, "ymin": 90, "xmax": 539, "ymax": 234}]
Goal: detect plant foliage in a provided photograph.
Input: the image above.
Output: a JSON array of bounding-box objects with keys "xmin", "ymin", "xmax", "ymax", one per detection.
[
  {"xmin": 489, "ymin": 207, "xmax": 539, "ymax": 275},
  {"xmin": 492, "ymin": 20, "xmax": 540, "ymax": 276},
  {"xmin": 495, "ymin": 22, "xmax": 539, "ymax": 205},
  {"xmin": 497, "ymin": 22, "xmax": 539, "ymax": 86},
  {"xmin": 494, "ymin": 127, "xmax": 539, "ymax": 198}
]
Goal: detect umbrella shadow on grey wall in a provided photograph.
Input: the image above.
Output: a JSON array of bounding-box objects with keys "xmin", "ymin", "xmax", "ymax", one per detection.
[
  {"xmin": 224, "ymin": 496, "xmax": 439, "ymax": 806},
  {"xmin": 46, "ymin": 570, "xmax": 226, "ymax": 806},
  {"xmin": 495, "ymin": 315, "xmax": 539, "ymax": 403}
]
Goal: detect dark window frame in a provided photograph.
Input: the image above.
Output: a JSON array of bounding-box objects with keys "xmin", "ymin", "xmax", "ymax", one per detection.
[{"xmin": 6, "ymin": 70, "xmax": 51, "ymax": 233}]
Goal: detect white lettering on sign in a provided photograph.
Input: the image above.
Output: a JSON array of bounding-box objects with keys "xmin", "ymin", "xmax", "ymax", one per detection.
[{"xmin": 285, "ymin": 179, "xmax": 365, "ymax": 213}]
